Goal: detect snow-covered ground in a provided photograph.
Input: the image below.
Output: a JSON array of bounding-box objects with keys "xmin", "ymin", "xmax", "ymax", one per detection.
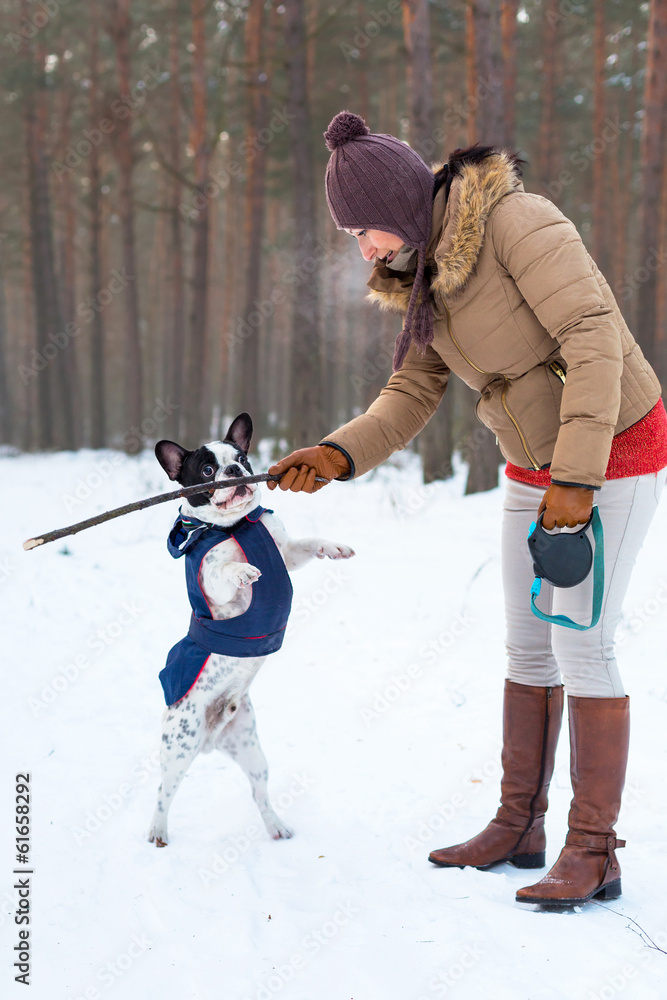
[{"xmin": 2, "ymin": 446, "xmax": 667, "ymax": 1000}]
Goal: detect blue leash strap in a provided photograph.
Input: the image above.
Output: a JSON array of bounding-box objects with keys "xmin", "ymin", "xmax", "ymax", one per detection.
[{"xmin": 529, "ymin": 506, "xmax": 604, "ymax": 631}]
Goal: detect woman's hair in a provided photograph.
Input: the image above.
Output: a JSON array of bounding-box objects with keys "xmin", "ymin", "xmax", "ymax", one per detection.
[{"xmin": 433, "ymin": 143, "xmax": 526, "ymax": 198}]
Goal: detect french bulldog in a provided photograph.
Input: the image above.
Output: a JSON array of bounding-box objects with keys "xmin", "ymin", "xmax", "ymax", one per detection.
[{"xmin": 148, "ymin": 413, "xmax": 354, "ymax": 847}]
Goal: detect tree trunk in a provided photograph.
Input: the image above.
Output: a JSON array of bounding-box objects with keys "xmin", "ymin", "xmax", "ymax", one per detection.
[
  {"xmin": 592, "ymin": 3, "xmax": 608, "ymax": 276},
  {"xmin": 23, "ymin": 21, "xmax": 75, "ymax": 449},
  {"xmin": 56, "ymin": 58, "xmax": 81, "ymax": 448},
  {"xmin": 0, "ymin": 238, "xmax": 12, "ymax": 443},
  {"xmin": 539, "ymin": 0, "xmax": 559, "ymax": 190},
  {"xmin": 403, "ymin": 0, "xmax": 455, "ymax": 483},
  {"xmin": 500, "ymin": 1, "xmax": 519, "ymax": 147},
  {"xmin": 658, "ymin": 133, "xmax": 667, "ymax": 351},
  {"xmin": 111, "ymin": 0, "xmax": 144, "ymax": 453},
  {"xmin": 463, "ymin": 0, "xmax": 504, "ymax": 493},
  {"xmin": 20, "ymin": 178, "xmax": 36, "ymax": 451},
  {"xmin": 184, "ymin": 0, "xmax": 212, "ymax": 441},
  {"xmin": 165, "ymin": 1, "xmax": 185, "ymax": 441},
  {"xmin": 89, "ymin": 6, "xmax": 106, "ymax": 448},
  {"xmin": 285, "ymin": 0, "xmax": 324, "ymax": 448},
  {"xmin": 472, "ymin": 0, "xmax": 505, "ymax": 145},
  {"xmin": 22, "ymin": 20, "xmax": 51, "ymax": 450},
  {"xmin": 238, "ymin": 0, "xmax": 270, "ymax": 436},
  {"xmin": 465, "ymin": 2, "xmax": 476, "ymax": 144},
  {"xmin": 638, "ymin": 0, "xmax": 667, "ymax": 385},
  {"xmin": 402, "ymin": 0, "xmax": 434, "ymax": 160},
  {"xmin": 221, "ymin": 163, "xmax": 241, "ymax": 427}
]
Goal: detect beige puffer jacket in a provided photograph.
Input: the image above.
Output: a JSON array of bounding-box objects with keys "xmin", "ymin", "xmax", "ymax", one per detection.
[{"xmin": 323, "ymin": 150, "xmax": 661, "ymax": 488}]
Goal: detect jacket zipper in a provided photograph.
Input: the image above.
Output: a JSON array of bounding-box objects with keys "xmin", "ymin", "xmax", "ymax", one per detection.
[
  {"xmin": 442, "ymin": 302, "xmax": 541, "ymax": 471},
  {"xmin": 549, "ymin": 360, "xmax": 567, "ymax": 384},
  {"xmin": 500, "ymin": 380, "xmax": 540, "ymax": 470}
]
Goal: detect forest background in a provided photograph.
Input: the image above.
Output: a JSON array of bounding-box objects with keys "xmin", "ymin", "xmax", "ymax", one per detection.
[{"xmin": 1, "ymin": 0, "xmax": 666, "ymax": 494}]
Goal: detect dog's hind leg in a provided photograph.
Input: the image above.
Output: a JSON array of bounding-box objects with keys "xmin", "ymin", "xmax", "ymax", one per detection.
[
  {"xmin": 217, "ymin": 695, "xmax": 293, "ymax": 840},
  {"xmin": 148, "ymin": 703, "xmax": 204, "ymax": 847}
]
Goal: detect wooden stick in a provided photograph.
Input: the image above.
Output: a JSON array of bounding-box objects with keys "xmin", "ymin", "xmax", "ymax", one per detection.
[{"xmin": 22, "ymin": 472, "xmax": 327, "ymax": 551}]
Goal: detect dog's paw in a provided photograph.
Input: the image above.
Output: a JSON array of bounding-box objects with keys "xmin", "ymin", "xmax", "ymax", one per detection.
[
  {"xmin": 229, "ymin": 563, "xmax": 262, "ymax": 589},
  {"xmin": 148, "ymin": 826, "xmax": 168, "ymax": 848},
  {"xmin": 316, "ymin": 542, "xmax": 355, "ymax": 560},
  {"xmin": 264, "ymin": 813, "xmax": 294, "ymax": 840}
]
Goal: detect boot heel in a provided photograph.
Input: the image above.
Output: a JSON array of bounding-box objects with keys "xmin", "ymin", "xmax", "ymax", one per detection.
[
  {"xmin": 510, "ymin": 851, "xmax": 546, "ymax": 869},
  {"xmin": 594, "ymin": 879, "xmax": 621, "ymax": 901}
]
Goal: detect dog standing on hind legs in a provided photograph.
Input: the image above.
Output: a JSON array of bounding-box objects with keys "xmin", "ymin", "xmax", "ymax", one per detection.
[{"xmin": 148, "ymin": 412, "xmax": 354, "ymax": 847}]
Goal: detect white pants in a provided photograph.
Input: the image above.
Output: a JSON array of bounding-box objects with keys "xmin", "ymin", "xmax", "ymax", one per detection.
[{"xmin": 502, "ymin": 471, "xmax": 666, "ymax": 697}]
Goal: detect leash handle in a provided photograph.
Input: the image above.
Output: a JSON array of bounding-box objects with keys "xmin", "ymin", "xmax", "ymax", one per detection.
[{"xmin": 529, "ymin": 506, "xmax": 605, "ymax": 631}]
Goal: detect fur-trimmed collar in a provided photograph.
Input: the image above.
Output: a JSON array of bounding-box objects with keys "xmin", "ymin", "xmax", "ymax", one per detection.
[{"xmin": 366, "ymin": 148, "xmax": 524, "ymax": 312}]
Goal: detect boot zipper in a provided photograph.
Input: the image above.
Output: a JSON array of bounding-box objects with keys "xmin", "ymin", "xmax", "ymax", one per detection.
[
  {"xmin": 510, "ymin": 685, "xmax": 554, "ymax": 855},
  {"xmin": 443, "ymin": 302, "xmax": 541, "ymax": 471}
]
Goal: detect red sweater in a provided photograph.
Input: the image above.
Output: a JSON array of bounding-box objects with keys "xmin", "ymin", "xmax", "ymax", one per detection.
[{"xmin": 505, "ymin": 399, "xmax": 667, "ymax": 487}]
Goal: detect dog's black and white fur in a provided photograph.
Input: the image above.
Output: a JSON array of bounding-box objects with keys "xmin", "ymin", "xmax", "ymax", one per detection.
[{"xmin": 148, "ymin": 413, "xmax": 354, "ymax": 847}]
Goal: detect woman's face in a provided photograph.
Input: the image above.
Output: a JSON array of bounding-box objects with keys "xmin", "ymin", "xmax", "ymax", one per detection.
[{"xmin": 345, "ymin": 228, "xmax": 405, "ymax": 263}]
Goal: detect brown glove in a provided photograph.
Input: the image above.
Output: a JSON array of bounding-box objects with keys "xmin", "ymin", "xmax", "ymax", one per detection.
[
  {"xmin": 538, "ymin": 484, "xmax": 595, "ymax": 530},
  {"xmin": 267, "ymin": 445, "xmax": 351, "ymax": 493}
]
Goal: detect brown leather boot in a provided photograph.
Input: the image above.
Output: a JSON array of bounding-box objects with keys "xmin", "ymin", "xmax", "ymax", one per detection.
[
  {"xmin": 429, "ymin": 680, "xmax": 564, "ymax": 870},
  {"xmin": 516, "ymin": 695, "xmax": 629, "ymax": 905}
]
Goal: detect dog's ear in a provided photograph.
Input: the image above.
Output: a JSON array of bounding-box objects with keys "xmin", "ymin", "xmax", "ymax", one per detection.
[
  {"xmin": 155, "ymin": 440, "xmax": 189, "ymax": 481},
  {"xmin": 224, "ymin": 413, "xmax": 253, "ymax": 455}
]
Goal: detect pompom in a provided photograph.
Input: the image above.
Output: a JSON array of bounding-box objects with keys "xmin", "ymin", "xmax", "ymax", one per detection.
[{"xmin": 324, "ymin": 110, "xmax": 370, "ymax": 151}]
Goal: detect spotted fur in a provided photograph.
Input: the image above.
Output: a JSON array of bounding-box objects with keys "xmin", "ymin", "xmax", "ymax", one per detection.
[{"xmin": 148, "ymin": 415, "xmax": 355, "ymax": 847}]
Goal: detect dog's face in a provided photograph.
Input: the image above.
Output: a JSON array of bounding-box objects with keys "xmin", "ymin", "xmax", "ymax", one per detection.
[{"xmin": 155, "ymin": 413, "xmax": 258, "ymax": 527}]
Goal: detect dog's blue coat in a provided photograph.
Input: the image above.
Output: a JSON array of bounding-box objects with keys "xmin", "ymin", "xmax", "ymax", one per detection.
[{"xmin": 159, "ymin": 505, "xmax": 293, "ymax": 706}]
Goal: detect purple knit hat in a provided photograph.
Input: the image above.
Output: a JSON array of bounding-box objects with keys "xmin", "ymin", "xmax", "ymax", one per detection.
[{"xmin": 324, "ymin": 110, "xmax": 435, "ymax": 371}]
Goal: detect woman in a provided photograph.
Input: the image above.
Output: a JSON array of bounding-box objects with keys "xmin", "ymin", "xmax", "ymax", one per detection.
[{"xmin": 267, "ymin": 110, "xmax": 667, "ymax": 906}]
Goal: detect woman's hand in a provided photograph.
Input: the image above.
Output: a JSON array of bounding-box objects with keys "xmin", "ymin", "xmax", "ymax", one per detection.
[
  {"xmin": 538, "ymin": 484, "xmax": 595, "ymax": 530},
  {"xmin": 267, "ymin": 445, "xmax": 351, "ymax": 493}
]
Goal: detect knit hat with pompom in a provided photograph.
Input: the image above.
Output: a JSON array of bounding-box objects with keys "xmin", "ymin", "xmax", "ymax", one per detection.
[{"xmin": 324, "ymin": 110, "xmax": 435, "ymax": 371}]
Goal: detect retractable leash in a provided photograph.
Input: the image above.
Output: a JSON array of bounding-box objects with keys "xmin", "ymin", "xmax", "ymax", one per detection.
[{"xmin": 527, "ymin": 507, "xmax": 604, "ymax": 631}]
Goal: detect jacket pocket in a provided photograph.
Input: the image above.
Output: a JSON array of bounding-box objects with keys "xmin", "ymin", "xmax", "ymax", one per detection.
[{"xmin": 476, "ymin": 365, "xmax": 563, "ymax": 470}]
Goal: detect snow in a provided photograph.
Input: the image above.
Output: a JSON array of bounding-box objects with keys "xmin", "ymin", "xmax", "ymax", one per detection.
[{"xmin": 2, "ymin": 446, "xmax": 667, "ymax": 1000}]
